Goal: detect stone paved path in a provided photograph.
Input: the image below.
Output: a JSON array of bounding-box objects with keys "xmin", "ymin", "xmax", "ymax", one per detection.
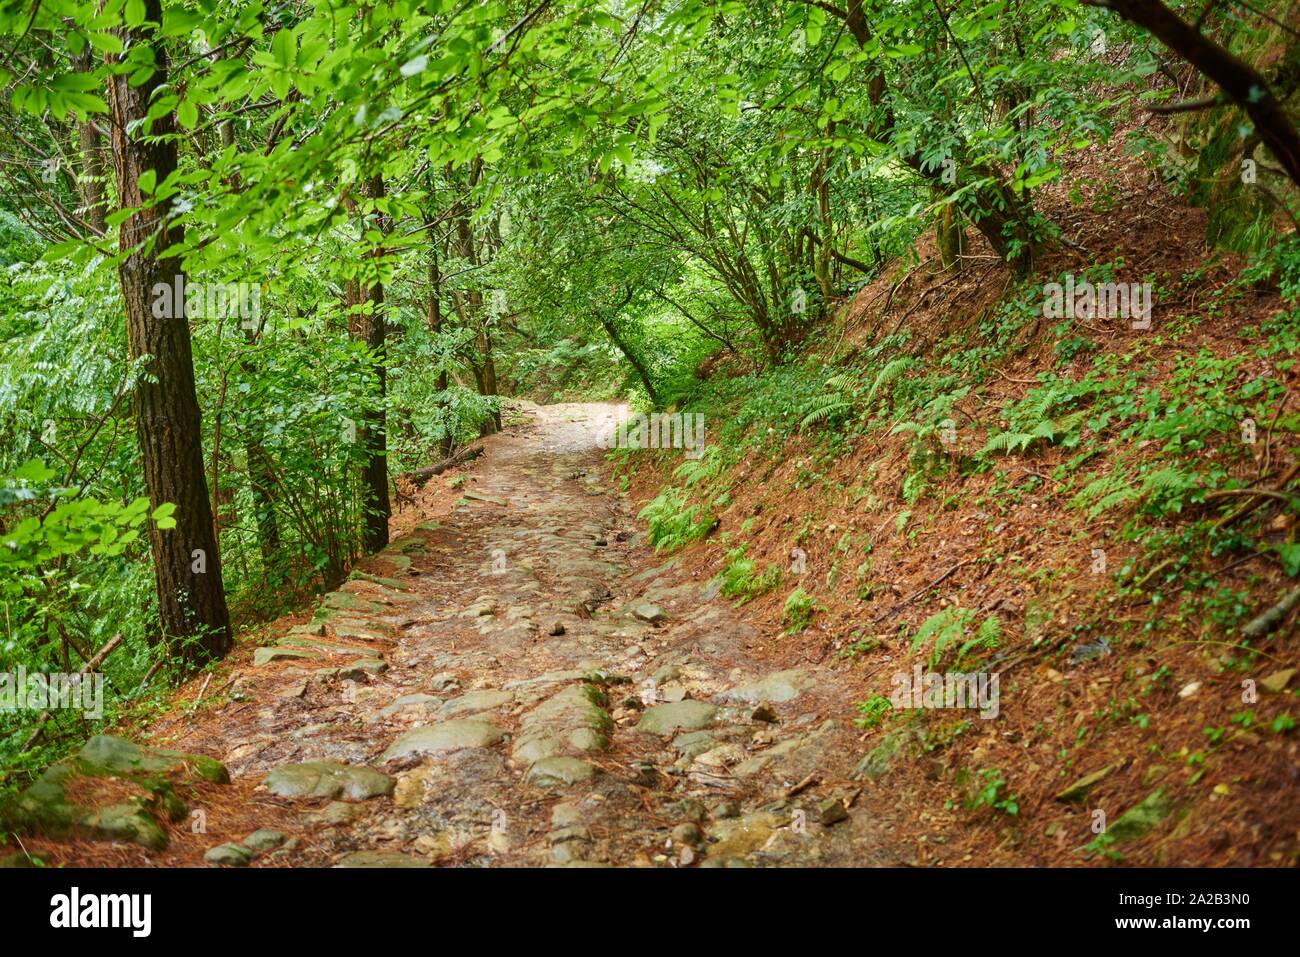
[{"xmin": 11, "ymin": 402, "xmax": 897, "ymax": 867}]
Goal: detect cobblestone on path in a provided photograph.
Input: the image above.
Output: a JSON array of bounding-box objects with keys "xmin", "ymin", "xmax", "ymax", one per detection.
[{"xmin": 6, "ymin": 403, "xmax": 892, "ymax": 868}]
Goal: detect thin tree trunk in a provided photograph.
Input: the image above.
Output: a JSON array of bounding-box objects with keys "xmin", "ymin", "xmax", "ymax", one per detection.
[
  {"xmin": 479, "ymin": 328, "xmax": 503, "ymax": 432},
  {"xmin": 1084, "ymin": 0, "xmax": 1300, "ymax": 188},
  {"xmin": 72, "ymin": 48, "xmax": 106, "ymax": 234},
  {"xmin": 105, "ymin": 0, "xmax": 231, "ymax": 662},
  {"xmin": 426, "ymin": 241, "xmax": 454, "ymax": 457},
  {"xmin": 936, "ymin": 202, "xmax": 966, "ymax": 271},
  {"xmin": 598, "ymin": 290, "xmax": 660, "ymax": 405},
  {"xmin": 214, "ymin": 113, "xmax": 282, "ymax": 573},
  {"xmin": 837, "ymin": 0, "xmax": 1035, "ymax": 274},
  {"xmin": 349, "ymin": 173, "xmax": 391, "ymax": 553}
]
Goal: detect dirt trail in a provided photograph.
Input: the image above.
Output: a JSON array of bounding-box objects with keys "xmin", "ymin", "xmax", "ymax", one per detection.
[{"xmin": 29, "ymin": 403, "xmax": 897, "ymax": 867}]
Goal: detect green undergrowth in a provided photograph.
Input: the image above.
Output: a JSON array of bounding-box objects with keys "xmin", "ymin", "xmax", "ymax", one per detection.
[{"xmin": 619, "ymin": 243, "xmax": 1300, "ymax": 839}]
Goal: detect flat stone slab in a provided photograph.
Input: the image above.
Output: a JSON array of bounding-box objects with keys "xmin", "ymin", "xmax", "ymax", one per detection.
[
  {"xmin": 326, "ymin": 621, "xmax": 395, "ymax": 643},
  {"xmin": 672, "ymin": 730, "xmax": 718, "ymax": 760},
  {"xmin": 708, "ymin": 811, "xmax": 783, "ymax": 858},
  {"xmin": 512, "ymin": 684, "xmax": 612, "ymax": 765},
  {"xmin": 262, "ymin": 761, "xmax": 394, "ymax": 801},
  {"xmin": 440, "ymin": 689, "xmax": 513, "ymax": 717},
  {"xmin": 462, "ymin": 490, "xmax": 509, "ymax": 506},
  {"xmin": 720, "ymin": 670, "xmax": 814, "ymax": 704},
  {"xmin": 303, "ymin": 802, "xmax": 365, "ymax": 826},
  {"xmin": 628, "ymin": 601, "xmax": 666, "ymax": 624},
  {"xmin": 376, "ymin": 693, "xmax": 443, "ymax": 718},
  {"xmin": 338, "ymin": 658, "xmax": 387, "ymax": 679},
  {"xmin": 336, "ymin": 850, "xmax": 430, "ymax": 868},
  {"xmin": 636, "ymin": 700, "xmax": 719, "ymax": 734},
  {"xmin": 349, "ymin": 570, "xmax": 412, "ymax": 591},
  {"xmin": 525, "ymin": 756, "xmax": 601, "ymax": 787},
  {"xmin": 82, "ymin": 802, "xmax": 169, "ymax": 850},
  {"xmin": 2, "ymin": 734, "xmax": 229, "ymax": 850},
  {"xmin": 279, "ymin": 635, "xmax": 375, "ymax": 656},
  {"xmin": 380, "ymin": 720, "xmax": 507, "ymax": 761},
  {"xmin": 254, "ymin": 646, "xmax": 320, "ymax": 667},
  {"xmin": 504, "ymin": 669, "xmax": 587, "ymax": 690},
  {"xmin": 321, "ymin": 591, "xmax": 388, "ymax": 615}
]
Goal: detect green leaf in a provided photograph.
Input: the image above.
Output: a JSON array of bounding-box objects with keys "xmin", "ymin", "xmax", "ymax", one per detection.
[
  {"xmin": 1277, "ymin": 543, "xmax": 1300, "ymax": 578},
  {"xmin": 152, "ymin": 502, "xmax": 177, "ymax": 530},
  {"xmin": 272, "ymin": 28, "xmax": 296, "ymax": 70},
  {"xmin": 14, "ymin": 459, "xmax": 56, "ymax": 483},
  {"xmin": 400, "ymin": 54, "xmax": 428, "ymax": 78},
  {"xmin": 177, "ymin": 98, "xmax": 199, "ymax": 129}
]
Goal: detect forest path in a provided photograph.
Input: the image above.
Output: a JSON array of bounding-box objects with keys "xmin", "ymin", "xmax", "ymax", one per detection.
[{"xmin": 44, "ymin": 403, "xmax": 895, "ymax": 867}]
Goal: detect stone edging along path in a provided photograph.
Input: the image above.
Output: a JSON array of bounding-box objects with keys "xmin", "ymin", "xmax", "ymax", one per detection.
[{"xmin": 4, "ymin": 402, "xmax": 897, "ymax": 867}]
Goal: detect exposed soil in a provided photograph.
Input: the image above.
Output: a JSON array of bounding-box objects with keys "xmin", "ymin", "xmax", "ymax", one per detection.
[
  {"xmin": 6, "ymin": 402, "xmax": 902, "ymax": 868},
  {"xmin": 620, "ymin": 126, "xmax": 1300, "ymax": 867}
]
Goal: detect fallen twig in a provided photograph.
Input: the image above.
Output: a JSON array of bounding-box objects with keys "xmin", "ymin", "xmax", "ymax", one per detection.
[
  {"xmin": 400, "ymin": 444, "xmax": 483, "ymax": 485},
  {"xmin": 187, "ymin": 673, "xmax": 214, "ymax": 714},
  {"xmin": 870, "ymin": 559, "xmax": 975, "ymax": 624},
  {"xmin": 1213, "ymin": 459, "xmax": 1300, "ymax": 531},
  {"xmin": 784, "ymin": 772, "xmax": 819, "ymax": 798},
  {"xmin": 21, "ymin": 632, "xmax": 123, "ymax": 751},
  {"xmin": 1241, "ymin": 585, "xmax": 1300, "ymax": 640}
]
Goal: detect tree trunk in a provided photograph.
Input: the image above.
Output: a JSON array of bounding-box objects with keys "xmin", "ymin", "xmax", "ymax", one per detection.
[
  {"xmin": 840, "ymin": 0, "xmax": 1035, "ymax": 274},
  {"xmin": 72, "ymin": 48, "xmax": 107, "ymax": 233},
  {"xmin": 936, "ymin": 202, "xmax": 966, "ymax": 271},
  {"xmin": 348, "ymin": 174, "xmax": 391, "ymax": 553},
  {"xmin": 478, "ymin": 328, "xmax": 503, "ymax": 433},
  {"xmin": 451, "ymin": 161, "xmax": 498, "ymax": 437},
  {"xmin": 426, "ymin": 242, "xmax": 454, "ymax": 457},
  {"xmin": 1085, "ymin": 0, "xmax": 1300, "ymax": 189},
  {"xmin": 598, "ymin": 304, "xmax": 660, "ymax": 406},
  {"xmin": 105, "ymin": 0, "xmax": 231, "ymax": 662},
  {"xmin": 203, "ymin": 68, "xmax": 282, "ymax": 577}
]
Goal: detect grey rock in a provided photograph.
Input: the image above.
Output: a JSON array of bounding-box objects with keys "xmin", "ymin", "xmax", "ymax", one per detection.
[
  {"xmin": 204, "ymin": 843, "xmax": 253, "ymax": 867},
  {"xmin": 711, "ymin": 801, "xmax": 740, "ymax": 820},
  {"xmin": 512, "ymin": 683, "xmax": 612, "ymax": 765},
  {"xmin": 254, "ymin": 646, "xmax": 320, "ymax": 667},
  {"xmin": 671, "ymin": 822, "xmax": 703, "ymax": 846},
  {"xmin": 816, "ymin": 798, "xmax": 849, "ymax": 826},
  {"xmin": 721, "ymin": 669, "xmax": 813, "ymax": 704},
  {"xmin": 243, "ymin": 829, "xmax": 287, "ymax": 851},
  {"xmin": 429, "ymin": 672, "xmax": 461, "ymax": 693},
  {"xmin": 77, "ymin": 734, "xmax": 229, "ymax": 783},
  {"xmin": 1105, "ymin": 789, "xmax": 1173, "ymax": 845},
  {"xmin": 525, "ymin": 756, "xmax": 601, "ymax": 787},
  {"xmin": 439, "ymin": 689, "xmax": 513, "ymax": 718},
  {"xmin": 376, "ymin": 693, "xmax": 443, "ymax": 718},
  {"xmin": 629, "ymin": 602, "xmax": 666, "ymax": 624},
  {"xmin": 550, "ymin": 802, "xmax": 585, "ymax": 828},
  {"xmin": 83, "ymin": 803, "xmax": 168, "ymax": 850},
  {"xmin": 262, "ymin": 761, "xmax": 394, "ymax": 801},
  {"xmin": 637, "ymin": 700, "xmax": 718, "ymax": 734},
  {"xmin": 380, "ymin": 720, "xmax": 507, "ymax": 761},
  {"xmin": 549, "ymin": 825, "xmax": 592, "ymax": 844},
  {"xmin": 336, "ymin": 850, "xmax": 430, "ymax": 868},
  {"xmin": 673, "ymin": 798, "xmax": 708, "ymax": 822},
  {"xmin": 307, "ymin": 801, "xmax": 365, "ymax": 825},
  {"xmin": 337, "ymin": 658, "xmax": 387, "ymax": 679}
]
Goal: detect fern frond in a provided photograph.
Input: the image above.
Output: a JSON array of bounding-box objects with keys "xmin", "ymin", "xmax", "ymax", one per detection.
[{"xmin": 866, "ymin": 357, "xmax": 913, "ymax": 405}]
